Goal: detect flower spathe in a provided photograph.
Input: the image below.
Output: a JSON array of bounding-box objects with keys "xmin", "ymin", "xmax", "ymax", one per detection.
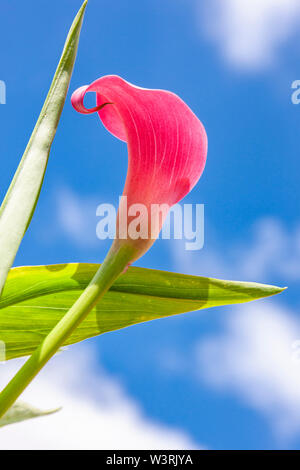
[{"xmin": 71, "ymin": 75, "xmax": 207, "ymax": 261}]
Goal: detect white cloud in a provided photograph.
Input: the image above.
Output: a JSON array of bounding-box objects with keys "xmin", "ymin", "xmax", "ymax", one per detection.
[
  {"xmin": 235, "ymin": 218, "xmax": 300, "ymax": 281},
  {"xmin": 199, "ymin": 0, "xmax": 300, "ymax": 69},
  {"xmin": 169, "ymin": 216, "xmax": 300, "ymax": 437},
  {"xmin": 0, "ymin": 345, "xmax": 198, "ymax": 450},
  {"xmin": 197, "ymin": 302, "xmax": 300, "ymax": 436},
  {"xmin": 55, "ymin": 187, "xmax": 100, "ymax": 247},
  {"xmin": 172, "ymin": 217, "xmax": 300, "ymax": 282}
]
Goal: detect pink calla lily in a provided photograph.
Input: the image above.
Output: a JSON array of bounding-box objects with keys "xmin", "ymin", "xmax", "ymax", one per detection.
[{"xmin": 71, "ymin": 75, "xmax": 207, "ymax": 260}]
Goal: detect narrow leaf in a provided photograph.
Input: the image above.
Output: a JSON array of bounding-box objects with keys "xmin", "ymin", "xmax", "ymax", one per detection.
[
  {"xmin": 0, "ymin": 1, "xmax": 88, "ymax": 296},
  {"xmin": 0, "ymin": 264, "xmax": 285, "ymax": 360},
  {"xmin": 0, "ymin": 401, "xmax": 59, "ymax": 428}
]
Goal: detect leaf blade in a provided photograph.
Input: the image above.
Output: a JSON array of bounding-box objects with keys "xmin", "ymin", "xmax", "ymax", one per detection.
[
  {"xmin": 0, "ymin": 264, "xmax": 285, "ymax": 360},
  {"xmin": 0, "ymin": 401, "xmax": 60, "ymax": 428},
  {"xmin": 0, "ymin": 1, "xmax": 88, "ymax": 296}
]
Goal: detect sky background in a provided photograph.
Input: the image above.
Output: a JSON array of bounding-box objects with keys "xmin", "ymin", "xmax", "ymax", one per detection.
[{"xmin": 0, "ymin": 0, "xmax": 300, "ymax": 450}]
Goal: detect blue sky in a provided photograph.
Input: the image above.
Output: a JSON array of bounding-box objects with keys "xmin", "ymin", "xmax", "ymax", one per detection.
[{"xmin": 1, "ymin": 0, "xmax": 300, "ymax": 450}]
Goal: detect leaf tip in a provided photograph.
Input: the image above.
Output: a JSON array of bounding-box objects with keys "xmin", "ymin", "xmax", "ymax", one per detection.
[
  {"xmin": 44, "ymin": 406, "xmax": 62, "ymax": 416},
  {"xmin": 68, "ymin": 0, "xmax": 89, "ymax": 37},
  {"xmin": 266, "ymin": 284, "xmax": 287, "ymax": 297},
  {"xmin": 79, "ymin": 0, "xmax": 89, "ymax": 16}
]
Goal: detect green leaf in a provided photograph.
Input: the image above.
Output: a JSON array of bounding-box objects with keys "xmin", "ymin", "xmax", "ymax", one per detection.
[
  {"xmin": 0, "ymin": 264, "xmax": 285, "ymax": 360},
  {"xmin": 0, "ymin": 401, "xmax": 60, "ymax": 428},
  {"xmin": 0, "ymin": 1, "xmax": 88, "ymax": 296}
]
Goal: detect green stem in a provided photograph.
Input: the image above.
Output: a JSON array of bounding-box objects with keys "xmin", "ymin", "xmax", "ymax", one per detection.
[{"xmin": 0, "ymin": 243, "xmax": 135, "ymax": 418}]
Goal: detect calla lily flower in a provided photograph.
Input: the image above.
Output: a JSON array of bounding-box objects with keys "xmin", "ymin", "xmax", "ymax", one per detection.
[{"xmin": 71, "ymin": 75, "xmax": 207, "ymax": 261}]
